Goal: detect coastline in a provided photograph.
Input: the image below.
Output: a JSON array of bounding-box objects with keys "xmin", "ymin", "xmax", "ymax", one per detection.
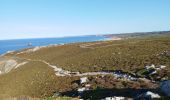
[
  {"xmin": 0, "ymin": 33, "xmax": 170, "ymax": 99},
  {"xmin": 0, "ymin": 36, "xmax": 114, "ymax": 56},
  {"xmin": 0, "ymin": 35, "xmax": 109, "ymax": 55}
]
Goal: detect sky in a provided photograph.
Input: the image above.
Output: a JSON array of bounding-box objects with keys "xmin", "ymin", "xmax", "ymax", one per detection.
[{"xmin": 0, "ymin": 0, "xmax": 170, "ymax": 40}]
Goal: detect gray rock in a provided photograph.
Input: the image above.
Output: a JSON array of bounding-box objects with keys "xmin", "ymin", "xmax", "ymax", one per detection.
[
  {"xmin": 0, "ymin": 58, "xmax": 17, "ymax": 74},
  {"xmin": 160, "ymin": 80, "xmax": 170, "ymax": 96}
]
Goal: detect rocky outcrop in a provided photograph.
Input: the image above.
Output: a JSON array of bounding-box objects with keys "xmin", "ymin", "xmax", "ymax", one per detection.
[
  {"xmin": 0, "ymin": 57, "xmax": 27, "ymax": 74},
  {"xmin": 0, "ymin": 58, "xmax": 17, "ymax": 74}
]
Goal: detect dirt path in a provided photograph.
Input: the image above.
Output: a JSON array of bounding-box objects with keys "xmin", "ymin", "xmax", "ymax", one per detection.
[
  {"xmin": 13, "ymin": 56, "xmax": 113, "ymax": 77},
  {"xmin": 79, "ymin": 41, "xmax": 122, "ymax": 49},
  {"xmin": 1, "ymin": 56, "xmax": 138, "ymax": 82},
  {"xmin": 0, "ymin": 55, "xmax": 139, "ymax": 83}
]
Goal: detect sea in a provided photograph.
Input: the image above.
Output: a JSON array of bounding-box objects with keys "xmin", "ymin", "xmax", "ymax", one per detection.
[{"xmin": 0, "ymin": 35, "xmax": 108, "ymax": 55}]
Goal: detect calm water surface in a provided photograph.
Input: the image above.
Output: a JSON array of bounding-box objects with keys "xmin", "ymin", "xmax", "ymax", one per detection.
[{"xmin": 0, "ymin": 35, "xmax": 107, "ymax": 55}]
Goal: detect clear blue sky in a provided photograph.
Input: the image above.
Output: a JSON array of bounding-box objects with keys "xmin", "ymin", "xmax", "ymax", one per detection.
[{"xmin": 0, "ymin": 0, "xmax": 170, "ymax": 40}]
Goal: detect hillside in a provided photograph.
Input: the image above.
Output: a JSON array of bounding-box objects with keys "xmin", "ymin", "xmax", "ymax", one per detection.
[
  {"xmin": 6, "ymin": 32, "xmax": 170, "ymax": 73},
  {"xmin": 0, "ymin": 32, "xmax": 170, "ymax": 99}
]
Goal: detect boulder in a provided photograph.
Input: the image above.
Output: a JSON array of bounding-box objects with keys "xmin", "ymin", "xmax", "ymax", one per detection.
[{"xmin": 160, "ymin": 80, "xmax": 170, "ymax": 96}]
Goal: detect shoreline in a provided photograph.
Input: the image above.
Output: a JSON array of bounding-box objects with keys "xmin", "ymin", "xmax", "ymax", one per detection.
[{"xmin": 0, "ymin": 36, "xmax": 118, "ymax": 56}]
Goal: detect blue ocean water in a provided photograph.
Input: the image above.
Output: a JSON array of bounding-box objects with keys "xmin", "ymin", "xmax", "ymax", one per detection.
[{"xmin": 0, "ymin": 35, "xmax": 107, "ymax": 55}]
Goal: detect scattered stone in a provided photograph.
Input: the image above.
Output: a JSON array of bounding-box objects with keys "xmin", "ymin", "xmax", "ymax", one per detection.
[
  {"xmin": 52, "ymin": 91, "xmax": 60, "ymax": 97},
  {"xmin": 80, "ymin": 77, "xmax": 88, "ymax": 84},
  {"xmin": 136, "ymin": 91, "xmax": 160, "ymax": 99},
  {"xmin": 78, "ymin": 87, "xmax": 86, "ymax": 94},
  {"xmin": 113, "ymin": 70, "xmax": 137, "ymax": 81},
  {"xmin": 85, "ymin": 84, "xmax": 91, "ymax": 87},
  {"xmin": 149, "ymin": 70, "xmax": 157, "ymax": 75},
  {"xmin": 145, "ymin": 91, "xmax": 160, "ymax": 98},
  {"xmin": 160, "ymin": 65, "xmax": 166, "ymax": 69},
  {"xmin": 145, "ymin": 64, "xmax": 155, "ymax": 70},
  {"xmin": 102, "ymin": 96, "xmax": 125, "ymax": 100}
]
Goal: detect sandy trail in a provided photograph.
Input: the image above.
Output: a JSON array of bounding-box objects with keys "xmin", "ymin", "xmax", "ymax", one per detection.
[
  {"xmin": 0, "ymin": 56, "xmax": 137, "ymax": 82},
  {"xmin": 13, "ymin": 56, "xmax": 113, "ymax": 77}
]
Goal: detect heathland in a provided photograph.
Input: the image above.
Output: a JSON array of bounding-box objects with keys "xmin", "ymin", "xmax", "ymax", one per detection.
[{"xmin": 0, "ymin": 31, "xmax": 170, "ymax": 99}]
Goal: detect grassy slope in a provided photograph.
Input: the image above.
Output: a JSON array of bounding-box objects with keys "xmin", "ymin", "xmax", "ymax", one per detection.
[
  {"xmin": 1, "ymin": 33, "xmax": 170, "ymax": 98},
  {"xmin": 0, "ymin": 61, "xmax": 77, "ymax": 98},
  {"xmin": 13, "ymin": 35, "xmax": 170, "ymax": 73}
]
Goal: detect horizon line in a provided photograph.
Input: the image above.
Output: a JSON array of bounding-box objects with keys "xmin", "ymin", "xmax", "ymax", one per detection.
[{"xmin": 0, "ymin": 30, "xmax": 169, "ymax": 41}]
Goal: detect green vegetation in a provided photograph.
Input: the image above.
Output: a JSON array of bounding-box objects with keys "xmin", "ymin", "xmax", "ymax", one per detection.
[
  {"xmin": 0, "ymin": 61, "xmax": 78, "ymax": 98},
  {"xmin": 1, "ymin": 32, "xmax": 170, "ymax": 98},
  {"xmin": 12, "ymin": 34, "xmax": 170, "ymax": 73}
]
